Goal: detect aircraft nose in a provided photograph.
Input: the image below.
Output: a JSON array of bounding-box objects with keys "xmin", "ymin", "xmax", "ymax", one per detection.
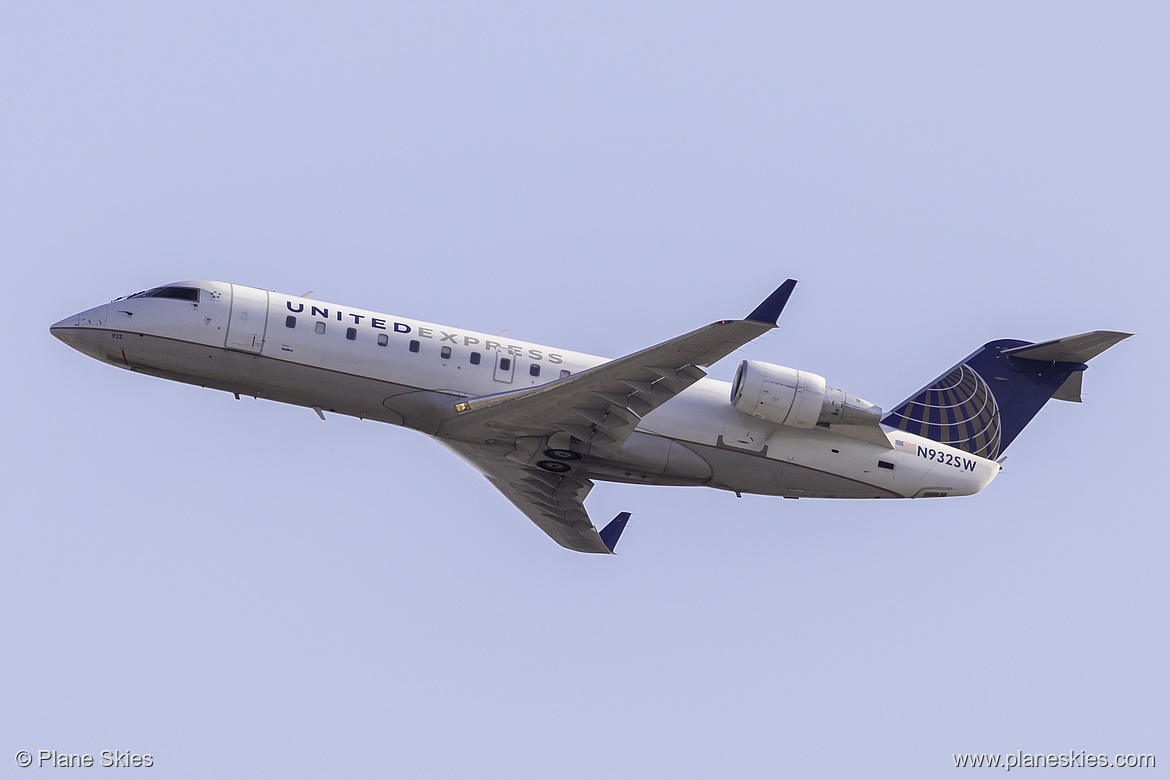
[
  {"xmin": 50, "ymin": 304, "xmax": 107, "ymax": 350},
  {"xmin": 50, "ymin": 312, "xmax": 81, "ymax": 341}
]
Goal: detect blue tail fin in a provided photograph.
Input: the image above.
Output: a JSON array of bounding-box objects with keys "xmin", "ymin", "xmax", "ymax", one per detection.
[
  {"xmin": 882, "ymin": 331, "xmax": 1129, "ymax": 459},
  {"xmin": 599, "ymin": 512, "xmax": 632, "ymax": 553}
]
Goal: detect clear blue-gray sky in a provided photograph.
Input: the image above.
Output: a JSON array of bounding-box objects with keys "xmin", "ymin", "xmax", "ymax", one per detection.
[{"xmin": 2, "ymin": 3, "xmax": 1166, "ymax": 777}]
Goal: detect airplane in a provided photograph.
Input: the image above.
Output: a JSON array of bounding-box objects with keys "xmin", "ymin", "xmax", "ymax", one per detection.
[{"xmin": 50, "ymin": 280, "xmax": 1129, "ymax": 554}]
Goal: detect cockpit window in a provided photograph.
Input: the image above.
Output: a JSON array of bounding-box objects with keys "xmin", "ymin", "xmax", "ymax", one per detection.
[{"xmin": 128, "ymin": 286, "xmax": 200, "ymax": 302}]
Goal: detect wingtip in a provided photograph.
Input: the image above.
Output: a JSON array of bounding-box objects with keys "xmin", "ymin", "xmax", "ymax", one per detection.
[
  {"xmin": 746, "ymin": 279, "xmax": 798, "ymax": 324},
  {"xmin": 599, "ymin": 511, "xmax": 632, "ymax": 553}
]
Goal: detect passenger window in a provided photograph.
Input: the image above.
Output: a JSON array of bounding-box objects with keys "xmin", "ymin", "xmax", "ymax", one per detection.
[
  {"xmin": 560, "ymin": 369, "xmax": 571, "ymax": 379},
  {"xmin": 346, "ymin": 327, "xmax": 357, "ymax": 341},
  {"xmin": 409, "ymin": 340, "xmax": 420, "ymax": 353},
  {"xmin": 315, "ymin": 322, "xmax": 326, "ymax": 334},
  {"xmin": 529, "ymin": 364, "xmax": 540, "ymax": 377},
  {"xmin": 470, "ymin": 352, "xmax": 481, "ymax": 365},
  {"xmin": 440, "ymin": 346, "xmax": 452, "ymax": 359},
  {"xmin": 377, "ymin": 334, "xmax": 388, "ymax": 347},
  {"xmin": 499, "ymin": 357, "xmax": 511, "ymax": 371},
  {"xmin": 285, "ymin": 315, "xmax": 296, "ymax": 329}
]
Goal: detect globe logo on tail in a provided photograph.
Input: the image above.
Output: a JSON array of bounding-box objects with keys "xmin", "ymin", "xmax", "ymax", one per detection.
[{"xmin": 886, "ymin": 363, "xmax": 1002, "ymax": 460}]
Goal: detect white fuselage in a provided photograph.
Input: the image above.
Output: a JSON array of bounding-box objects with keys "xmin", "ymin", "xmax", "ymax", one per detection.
[{"xmin": 51, "ymin": 281, "xmax": 1000, "ymax": 500}]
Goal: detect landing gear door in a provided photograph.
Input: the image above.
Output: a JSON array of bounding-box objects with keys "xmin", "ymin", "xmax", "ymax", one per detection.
[{"xmin": 226, "ymin": 285, "xmax": 270, "ymax": 353}]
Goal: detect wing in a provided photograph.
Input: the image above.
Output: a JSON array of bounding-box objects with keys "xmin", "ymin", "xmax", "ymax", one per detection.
[
  {"xmin": 439, "ymin": 439, "xmax": 628, "ymax": 554},
  {"xmin": 434, "ymin": 281, "xmax": 797, "ymax": 553},
  {"xmin": 439, "ymin": 280, "xmax": 797, "ymax": 459}
]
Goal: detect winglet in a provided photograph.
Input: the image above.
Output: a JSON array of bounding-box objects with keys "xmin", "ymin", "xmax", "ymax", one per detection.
[
  {"xmin": 599, "ymin": 512, "xmax": 632, "ymax": 553},
  {"xmin": 746, "ymin": 279, "xmax": 798, "ymax": 324}
]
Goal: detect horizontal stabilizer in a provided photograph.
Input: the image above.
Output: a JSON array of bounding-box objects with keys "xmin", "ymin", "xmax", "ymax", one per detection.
[{"xmin": 1002, "ymin": 331, "xmax": 1131, "ymax": 364}]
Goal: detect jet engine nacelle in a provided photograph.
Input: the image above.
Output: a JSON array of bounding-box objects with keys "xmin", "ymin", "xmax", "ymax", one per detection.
[{"xmin": 730, "ymin": 360, "xmax": 882, "ymax": 428}]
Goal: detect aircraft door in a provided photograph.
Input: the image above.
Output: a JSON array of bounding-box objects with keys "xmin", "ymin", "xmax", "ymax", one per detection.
[
  {"xmin": 493, "ymin": 350, "xmax": 517, "ymax": 383},
  {"xmin": 226, "ymin": 285, "xmax": 270, "ymax": 353}
]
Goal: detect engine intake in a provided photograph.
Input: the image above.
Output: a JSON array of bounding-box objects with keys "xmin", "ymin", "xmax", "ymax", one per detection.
[{"xmin": 730, "ymin": 360, "xmax": 882, "ymax": 428}]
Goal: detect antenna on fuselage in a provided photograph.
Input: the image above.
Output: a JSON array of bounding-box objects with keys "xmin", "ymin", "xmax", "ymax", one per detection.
[{"xmin": 302, "ymin": 290, "xmax": 315, "ymax": 299}]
